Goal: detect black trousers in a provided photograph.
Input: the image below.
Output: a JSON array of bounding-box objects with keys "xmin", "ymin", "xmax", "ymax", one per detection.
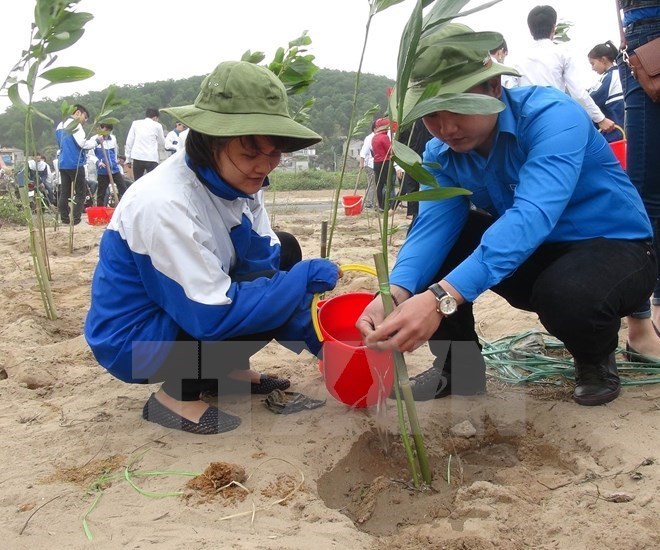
[
  {"xmin": 58, "ymin": 167, "xmax": 87, "ymax": 223},
  {"xmin": 96, "ymin": 172, "xmax": 128, "ymax": 206},
  {"xmin": 132, "ymin": 159, "xmax": 158, "ymax": 180},
  {"xmin": 427, "ymin": 210, "xmax": 656, "ymax": 365},
  {"xmin": 152, "ymin": 231, "xmax": 303, "ymax": 400}
]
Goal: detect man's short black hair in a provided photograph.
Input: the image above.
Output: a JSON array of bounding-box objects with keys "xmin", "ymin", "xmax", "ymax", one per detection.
[
  {"xmin": 527, "ymin": 5, "xmax": 557, "ymax": 40},
  {"xmin": 489, "ymin": 39, "xmax": 508, "ymax": 55},
  {"xmin": 73, "ymin": 104, "xmax": 89, "ymax": 118},
  {"xmin": 145, "ymin": 107, "xmax": 160, "ymax": 119}
]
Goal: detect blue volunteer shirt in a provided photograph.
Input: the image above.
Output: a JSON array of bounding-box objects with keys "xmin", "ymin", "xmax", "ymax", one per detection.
[{"xmin": 390, "ymin": 86, "xmax": 652, "ymax": 302}]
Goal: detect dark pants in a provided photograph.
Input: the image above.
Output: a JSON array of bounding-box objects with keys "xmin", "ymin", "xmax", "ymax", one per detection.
[
  {"xmin": 618, "ymin": 18, "xmax": 660, "ymax": 314},
  {"xmin": 58, "ymin": 167, "xmax": 87, "ymax": 224},
  {"xmin": 96, "ymin": 172, "xmax": 128, "ymax": 206},
  {"xmin": 400, "ymin": 174, "xmax": 420, "ymax": 218},
  {"xmin": 428, "ymin": 211, "xmax": 656, "ymax": 365},
  {"xmin": 374, "ymin": 161, "xmax": 395, "ymax": 210},
  {"xmin": 132, "ymin": 159, "xmax": 159, "ymax": 180},
  {"xmin": 153, "ymin": 231, "xmax": 304, "ymax": 400}
]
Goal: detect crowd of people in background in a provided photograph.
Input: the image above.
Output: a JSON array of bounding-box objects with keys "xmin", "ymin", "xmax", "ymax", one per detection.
[{"xmin": 6, "ymin": 105, "xmax": 189, "ymax": 217}]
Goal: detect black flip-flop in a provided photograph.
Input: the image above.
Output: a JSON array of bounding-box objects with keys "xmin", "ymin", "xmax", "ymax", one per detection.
[{"xmin": 206, "ymin": 374, "xmax": 291, "ymax": 396}]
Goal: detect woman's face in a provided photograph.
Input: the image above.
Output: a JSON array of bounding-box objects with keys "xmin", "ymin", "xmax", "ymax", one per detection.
[
  {"xmin": 215, "ymin": 135, "xmax": 282, "ymax": 195},
  {"xmin": 589, "ymin": 56, "xmax": 610, "ymax": 75}
]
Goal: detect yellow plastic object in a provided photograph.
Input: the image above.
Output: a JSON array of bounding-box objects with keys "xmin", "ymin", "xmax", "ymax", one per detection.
[{"xmin": 311, "ymin": 263, "xmax": 377, "ymax": 342}]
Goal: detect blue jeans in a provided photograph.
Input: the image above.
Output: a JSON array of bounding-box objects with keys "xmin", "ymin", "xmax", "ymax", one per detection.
[
  {"xmin": 427, "ymin": 211, "xmax": 656, "ymax": 364},
  {"xmin": 618, "ymin": 18, "xmax": 660, "ymax": 316}
]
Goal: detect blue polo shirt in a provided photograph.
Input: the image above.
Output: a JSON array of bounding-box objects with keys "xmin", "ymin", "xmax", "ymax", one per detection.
[{"xmin": 390, "ymin": 85, "xmax": 652, "ymax": 302}]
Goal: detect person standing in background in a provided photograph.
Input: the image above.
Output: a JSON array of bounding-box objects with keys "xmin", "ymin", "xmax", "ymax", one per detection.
[
  {"xmin": 55, "ymin": 104, "xmax": 99, "ymax": 225},
  {"xmin": 165, "ymin": 122, "xmax": 187, "ymax": 156},
  {"xmin": 588, "ymin": 41, "xmax": 625, "ymax": 142},
  {"xmin": 397, "ymin": 120, "xmax": 432, "ymax": 220},
  {"xmin": 359, "ymin": 120, "xmax": 377, "ymax": 209},
  {"xmin": 507, "ymin": 5, "xmax": 617, "ymax": 135},
  {"xmin": 489, "ymin": 39, "xmax": 508, "ymax": 63},
  {"xmin": 371, "ymin": 117, "xmax": 394, "ymax": 211},
  {"xmin": 617, "ymin": 0, "xmax": 660, "ymax": 361},
  {"xmin": 124, "ymin": 108, "xmax": 166, "ymax": 180},
  {"xmin": 94, "ymin": 123, "xmax": 128, "ymax": 206}
]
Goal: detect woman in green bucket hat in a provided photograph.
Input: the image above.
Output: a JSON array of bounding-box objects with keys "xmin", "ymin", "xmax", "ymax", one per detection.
[{"xmin": 85, "ymin": 61, "xmax": 339, "ymax": 434}]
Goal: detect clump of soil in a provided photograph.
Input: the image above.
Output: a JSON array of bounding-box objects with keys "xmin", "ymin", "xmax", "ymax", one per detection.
[
  {"xmin": 186, "ymin": 462, "xmax": 248, "ymax": 502},
  {"xmin": 260, "ymin": 473, "xmax": 298, "ymax": 505},
  {"xmin": 42, "ymin": 455, "xmax": 126, "ymax": 487}
]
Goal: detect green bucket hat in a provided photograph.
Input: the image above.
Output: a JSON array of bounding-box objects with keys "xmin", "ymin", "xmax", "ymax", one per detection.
[
  {"xmin": 404, "ymin": 23, "xmax": 520, "ymax": 113},
  {"xmin": 162, "ymin": 61, "xmax": 321, "ymax": 152}
]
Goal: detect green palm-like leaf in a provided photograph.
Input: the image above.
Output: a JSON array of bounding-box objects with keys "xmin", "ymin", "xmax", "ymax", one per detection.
[
  {"xmin": 242, "ymin": 50, "xmax": 266, "ymax": 64},
  {"xmin": 44, "ymin": 28, "xmax": 85, "ymax": 53},
  {"xmin": 353, "ymin": 105, "xmax": 381, "ymax": 138},
  {"xmin": 398, "ymin": 187, "xmax": 472, "ymax": 202},
  {"xmin": 7, "ymin": 83, "xmax": 29, "ymax": 113},
  {"xmin": 373, "ymin": 0, "xmax": 408, "ymax": 14},
  {"xmin": 289, "ymin": 32, "xmax": 312, "ymax": 48},
  {"xmin": 31, "ymin": 105, "xmax": 54, "ymax": 124},
  {"xmin": 98, "ymin": 117, "xmax": 120, "ymax": 125},
  {"xmin": 51, "ymin": 11, "xmax": 93, "ymax": 34},
  {"xmin": 39, "ymin": 66, "xmax": 94, "ymax": 87},
  {"xmin": 392, "ymin": 140, "xmax": 422, "ymax": 166},
  {"xmin": 395, "ymin": 0, "xmax": 424, "ymax": 117}
]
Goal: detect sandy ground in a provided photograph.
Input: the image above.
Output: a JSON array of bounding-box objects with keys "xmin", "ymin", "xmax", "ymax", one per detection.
[{"xmin": 1, "ymin": 189, "xmax": 659, "ymax": 549}]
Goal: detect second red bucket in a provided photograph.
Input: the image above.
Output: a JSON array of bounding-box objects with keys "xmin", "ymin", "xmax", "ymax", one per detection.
[
  {"xmin": 341, "ymin": 195, "xmax": 363, "ymax": 216},
  {"xmin": 317, "ymin": 292, "xmax": 394, "ymax": 407}
]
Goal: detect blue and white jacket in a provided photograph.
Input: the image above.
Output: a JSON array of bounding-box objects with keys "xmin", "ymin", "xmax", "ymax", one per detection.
[
  {"xmin": 84, "ymin": 151, "xmax": 338, "ymax": 382},
  {"xmin": 55, "ymin": 117, "xmax": 97, "ymax": 170},
  {"xmin": 94, "ymin": 134, "xmax": 121, "ymax": 175},
  {"xmin": 589, "ymin": 66, "xmax": 625, "ymax": 142}
]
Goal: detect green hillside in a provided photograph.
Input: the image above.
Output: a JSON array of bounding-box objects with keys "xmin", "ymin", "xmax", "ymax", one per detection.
[{"xmin": 0, "ymin": 69, "xmax": 394, "ymax": 170}]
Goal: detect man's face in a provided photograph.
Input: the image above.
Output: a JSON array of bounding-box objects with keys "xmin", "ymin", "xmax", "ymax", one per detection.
[
  {"xmin": 74, "ymin": 110, "xmax": 89, "ymax": 124},
  {"xmin": 422, "ymin": 77, "xmax": 501, "ymax": 157}
]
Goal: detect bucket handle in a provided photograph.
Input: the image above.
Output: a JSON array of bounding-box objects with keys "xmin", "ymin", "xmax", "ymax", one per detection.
[
  {"xmin": 342, "ymin": 195, "xmax": 363, "ymax": 206},
  {"xmin": 311, "ymin": 263, "xmax": 377, "ymax": 342},
  {"xmin": 601, "ymin": 124, "xmax": 626, "ymax": 141}
]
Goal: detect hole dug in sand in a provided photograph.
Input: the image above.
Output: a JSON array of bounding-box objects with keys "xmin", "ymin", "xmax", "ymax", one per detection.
[{"xmin": 317, "ymin": 418, "xmax": 576, "ymax": 536}]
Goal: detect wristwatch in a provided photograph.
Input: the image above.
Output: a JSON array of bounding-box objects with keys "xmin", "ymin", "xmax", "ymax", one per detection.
[{"xmin": 428, "ymin": 283, "xmax": 458, "ymax": 316}]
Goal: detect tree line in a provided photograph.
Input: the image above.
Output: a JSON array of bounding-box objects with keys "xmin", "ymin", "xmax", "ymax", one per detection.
[{"xmin": 0, "ymin": 69, "xmax": 394, "ymax": 170}]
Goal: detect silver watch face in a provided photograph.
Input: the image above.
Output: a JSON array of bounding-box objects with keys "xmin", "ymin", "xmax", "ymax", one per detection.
[{"xmin": 439, "ymin": 295, "xmax": 457, "ymax": 315}]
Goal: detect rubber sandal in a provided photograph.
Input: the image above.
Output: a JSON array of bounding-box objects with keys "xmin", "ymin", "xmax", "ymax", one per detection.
[
  {"xmin": 204, "ymin": 374, "xmax": 291, "ymax": 397},
  {"xmin": 264, "ymin": 389, "xmax": 325, "ymax": 414},
  {"xmin": 142, "ymin": 394, "xmax": 241, "ymax": 434},
  {"xmin": 624, "ymin": 343, "xmax": 660, "ymax": 365}
]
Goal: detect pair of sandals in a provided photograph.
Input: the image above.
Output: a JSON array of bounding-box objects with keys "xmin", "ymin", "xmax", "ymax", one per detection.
[{"xmin": 142, "ymin": 374, "xmax": 291, "ymax": 435}]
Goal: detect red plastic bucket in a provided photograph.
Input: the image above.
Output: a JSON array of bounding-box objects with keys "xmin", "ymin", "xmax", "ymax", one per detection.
[
  {"xmin": 317, "ymin": 292, "xmax": 394, "ymax": 407},
  {"xmin": 609, "ymin": 139, "xmax": 627, "ymax": 170},
  {"xmin": 341, "ymin": 195, "xmax": 363, "ymax": 216},
  {"xmin": 86, "ymin": 206, "xmax": 115, "ymax": 225}
]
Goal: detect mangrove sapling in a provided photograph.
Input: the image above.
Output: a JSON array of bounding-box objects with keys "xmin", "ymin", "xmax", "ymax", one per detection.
[
  {"xmin": 370, "ymin": 0, "xmax": 509, "ymax": 486},
  {"xmin": 3, "ymin": 0, "xmax": 95, "ymax": 318}
]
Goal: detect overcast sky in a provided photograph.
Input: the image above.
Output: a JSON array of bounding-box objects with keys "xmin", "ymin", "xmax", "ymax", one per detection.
[{"xmin": 0, "ymin": 0, "xmax": 621, "ymax": 114}]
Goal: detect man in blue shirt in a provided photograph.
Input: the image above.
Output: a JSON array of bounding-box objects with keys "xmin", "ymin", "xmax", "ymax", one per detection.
[
  {"xmin": 357, "ymin": 24, "xmax": 655, "ymax": 407},
  {"xmin": 55, "ymin": 104, "xmax": 99, "ymax": 224}
]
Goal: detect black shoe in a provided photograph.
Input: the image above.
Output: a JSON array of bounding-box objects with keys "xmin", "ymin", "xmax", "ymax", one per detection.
[
  {"xmin": 573, "ymin": 353, "xmax": 620, "ymax": 406},
  {"xmin": 397, "ymin": 365, "xmax": 486, "ymax": 401},
  {"xmin": 142, "ymin": 393, "xmax": 241, "ymax": 434},
  {"xmin": 407, "ymin": 366, "xmax": 451, "ymax": 401}
]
